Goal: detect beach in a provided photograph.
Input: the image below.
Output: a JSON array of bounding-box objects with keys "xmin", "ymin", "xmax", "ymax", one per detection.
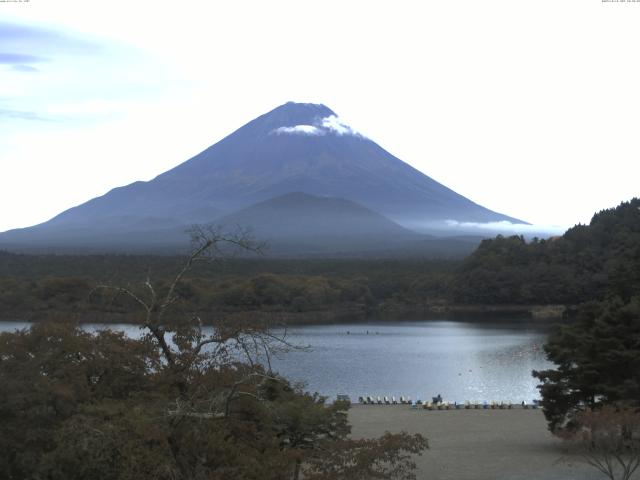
[{"xmin": 348, "ymin": 405, "xmax": 602, "ymax": 480}]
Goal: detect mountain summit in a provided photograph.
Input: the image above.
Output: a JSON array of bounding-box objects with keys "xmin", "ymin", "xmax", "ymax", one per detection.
[{"xmin": 0, "ymin": 102, "xmax": 525, "ymax": 253}]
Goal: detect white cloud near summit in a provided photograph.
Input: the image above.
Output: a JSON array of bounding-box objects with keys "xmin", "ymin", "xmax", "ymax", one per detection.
[
  {"xmin": 273, "ymin": 124, "xmax": 323, "ymax": 135},
  {"xmin": 271, "ymin": 115, "xmax": 363, "ymax": 137},
  {"xmin": 320, "ymin": 115, "xmax": 360, "ymax": 136}
]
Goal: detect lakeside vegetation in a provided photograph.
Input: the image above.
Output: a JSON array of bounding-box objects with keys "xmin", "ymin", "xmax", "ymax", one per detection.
[{"xmin": 0, "ymin": 232, "xmax": 428, "ymax": 479}]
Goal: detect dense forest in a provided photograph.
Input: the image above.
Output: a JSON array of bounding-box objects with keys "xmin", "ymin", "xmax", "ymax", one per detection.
[
  {"xmin": 1, "ymin": 199, "xmax": 638, "ymax": 323},
  {"xmin": 526, "ymin": 199, "xmax": 640, "ymax": 441},
  {"xmin": 0, "ymin": 255, "xmax": 457, "ymax": 323},
  {"xmin": 454, "ymin": 198, "xmax": 640, "ymax": 306}
]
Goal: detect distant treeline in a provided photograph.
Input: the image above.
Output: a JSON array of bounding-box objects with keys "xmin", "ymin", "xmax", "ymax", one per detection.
[
  {"xmin": 1, "ymin": 198, "xmax": 638, "ymax": 321},
  {"xmin": 0, "ymin": 255, "xmax": 457, "ymax": 322}
]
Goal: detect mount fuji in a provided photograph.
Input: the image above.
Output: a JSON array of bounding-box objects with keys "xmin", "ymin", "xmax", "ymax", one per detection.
[{"xmin": 0, "ymin": 102, "xmax": 525, "ymax": 255}]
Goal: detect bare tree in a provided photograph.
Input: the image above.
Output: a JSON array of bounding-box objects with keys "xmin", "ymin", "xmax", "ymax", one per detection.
[
  {"xmin": 561, "ymin": 405, "xmax": 640, "ymax": 480},
  {"xmin": 94, "ymin": 225, "xmax": 294, "ymax": 413},
  {"xmin": 89, "ymin": 226, "xmax": 428, "ymax": 479}
]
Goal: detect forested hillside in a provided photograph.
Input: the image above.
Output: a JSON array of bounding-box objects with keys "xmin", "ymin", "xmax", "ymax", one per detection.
[{"xmin": 453, "ymin": 198, "xmax": 640, "ymax": 305}]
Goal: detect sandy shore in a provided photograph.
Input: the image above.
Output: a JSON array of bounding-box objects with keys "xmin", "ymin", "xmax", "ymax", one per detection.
[{"xmin": 348, "ymin": 405, "xmax": 603, "ymax": 480}]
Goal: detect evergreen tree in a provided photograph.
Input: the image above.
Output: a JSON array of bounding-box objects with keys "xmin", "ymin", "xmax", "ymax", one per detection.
[{"xmin": 534, "ymin": 296, "xmax": 640, "ymax": 432}]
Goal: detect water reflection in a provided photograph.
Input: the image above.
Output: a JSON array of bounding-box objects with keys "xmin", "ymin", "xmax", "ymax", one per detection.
[{"xmin": 267, "ymin": 321, "xmax": 552, "ymax": 403}]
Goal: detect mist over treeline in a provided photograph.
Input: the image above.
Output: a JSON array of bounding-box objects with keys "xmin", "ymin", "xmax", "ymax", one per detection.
[{"xmin": 1, "ymin": 198, "xmax": 638, "ymax": 323}]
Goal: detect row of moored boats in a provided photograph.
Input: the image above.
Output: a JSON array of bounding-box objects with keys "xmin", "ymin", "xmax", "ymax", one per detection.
[{"xmin": 358, "ymin": 396, "xmax": 540, "ymax": 409}]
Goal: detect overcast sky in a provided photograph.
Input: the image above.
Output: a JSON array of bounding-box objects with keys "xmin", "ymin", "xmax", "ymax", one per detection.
[{"xmin": 1, "ymin": 0, "xmax": 639, "ymax": 233}]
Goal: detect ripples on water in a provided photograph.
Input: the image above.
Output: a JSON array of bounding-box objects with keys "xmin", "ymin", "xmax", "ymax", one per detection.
[
  {"xmin": 268, "ymin": 321, "xmax": 552, "ymax": 403},
  {"xmin": 1, "ymin": 320, "xmax": 553, "ymax": 403}
]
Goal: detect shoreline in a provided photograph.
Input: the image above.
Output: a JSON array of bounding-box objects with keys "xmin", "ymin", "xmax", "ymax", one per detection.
[
  {"xmin": 0, "ymin": 303, "xmax": 567, "ymax": 326},
  {"xmin": 348, "ymin": 404, "xmax": 598, "ymax": 480}
]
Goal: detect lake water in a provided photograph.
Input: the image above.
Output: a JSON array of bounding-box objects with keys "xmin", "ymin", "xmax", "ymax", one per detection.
[{"xmin": 0, "ymin": 320, "xmax": 553, "ymax": 404}]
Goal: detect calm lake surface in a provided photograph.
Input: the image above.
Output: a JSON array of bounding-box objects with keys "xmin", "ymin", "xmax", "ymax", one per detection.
[{"xmin": 0, "ymin": 320, "xmax": 553, "ymax": 403}]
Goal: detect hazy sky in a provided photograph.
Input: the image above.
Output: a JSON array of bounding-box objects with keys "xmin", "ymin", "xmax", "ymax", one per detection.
[{"xmin": 1, "ymin": 0, "xmax": 639, "ymax": 233}]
